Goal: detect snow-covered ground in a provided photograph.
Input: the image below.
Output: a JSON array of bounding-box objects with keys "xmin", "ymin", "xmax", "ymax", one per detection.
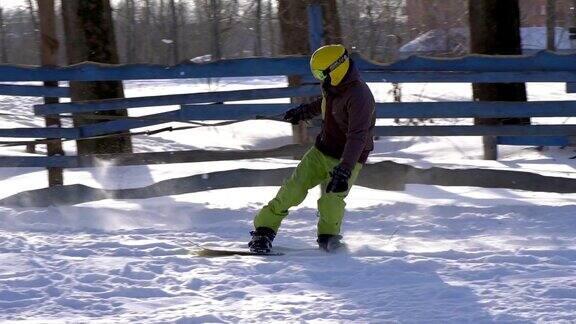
[{"xmin": 1, "ymin": 78, "xmax": 576, "ymax": 323}]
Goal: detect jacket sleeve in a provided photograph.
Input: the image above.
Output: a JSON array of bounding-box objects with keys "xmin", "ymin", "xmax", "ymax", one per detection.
[
  {"xmin": 300, "ymin": 97, "xmax": 323, "ymax": 120},
  {"xmin": 340, "ymin": 90, "xmax": 374, "ymax": 171}
]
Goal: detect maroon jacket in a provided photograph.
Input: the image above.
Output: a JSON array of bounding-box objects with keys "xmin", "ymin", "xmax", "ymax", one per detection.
[{"xmin": 302, "ymin": 61, "xmax": 376, "ymax": 170}]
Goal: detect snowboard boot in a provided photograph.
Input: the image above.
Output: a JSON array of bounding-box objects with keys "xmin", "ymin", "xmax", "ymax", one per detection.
[
  {"xmin": 248, "ymin": 227, "xmax": 276, "ymax": 254},
  {"xmin": 317, "ymin": 234, "xmax": 345, "ymax": 252}
]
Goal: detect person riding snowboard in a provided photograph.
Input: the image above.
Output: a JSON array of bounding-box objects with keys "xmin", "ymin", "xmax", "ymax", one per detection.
[{"xmin": 249, "ymin": 44, "xmax": 376, "ymax": 253}]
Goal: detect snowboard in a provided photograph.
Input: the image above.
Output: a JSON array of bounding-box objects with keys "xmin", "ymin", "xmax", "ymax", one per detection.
[{"xmin": 195, "ymin": 245, "xmax": 285, "ymax": 257}]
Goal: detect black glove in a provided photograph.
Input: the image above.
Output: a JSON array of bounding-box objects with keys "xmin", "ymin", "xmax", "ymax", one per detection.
[
  {"xmin": 283, "ymin": 104, "xmax": 307, "ymax": 125},
  {"xmin": 326, "ymin": 165, "xmax": 351, "ymax": 193}
]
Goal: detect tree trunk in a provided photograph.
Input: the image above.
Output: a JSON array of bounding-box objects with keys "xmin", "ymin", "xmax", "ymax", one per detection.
[
  {"xmin": 210, "ymin": 0, "xmax": 222, "ymax": 60},
  {"xmin": 366, "ymin": 4, "xmax": 378, "ymax": 59},
  {"xmin": 0, "ymin": 6, "xmax": 7, "ymax": 63},
  {"xmin": 143, "ymin": 0, "xmax": 153, "ymax": 62},
  {"xmin": 37, "ymin": 0, "xmax": 64, "ymax": 186},
  {"xmin": 169, "ymin": 0, "xmax": 179, "ymax": 64},
  {"xmin": 126, "ymin": 0, "xmax": 137, "ymax": 63},
  {"xmin": 342, "ymin": 0, "xmax": 360, "ymax": 49},
  {"xmin": 546, "ymin": 0, "xmax": 556, "ymax": 51},
  {"xmin": 177, "ymin": 1, "xmax": 187, "ymax": 60},
  {"xmin": 26, "ymin": 0, "xmax": 40, "ymax": 46},
  {"xmin": 278, "ymin": 0, "xmax": 310, "ymax": 145},
  {"xmin": 193, "ymin": 1, "xmax": 208, "ymax": 57},
  {"xmin": 254, "ymin": 0, "xmax": 263, "ymax": 56},
  {"xmin": 158, "ymin": 0, "xmax": 171, "ymax": 65},
  {"xmin": 278, "ymin": 1, "xmax": 309, "ymax": 56},
  {"xmin": 61, "ymin": 0, "xmax": 133, "ymax": 155},
  {"xmin": 469, "ymin": 0, "xmax": 528, "ymax": 160},
  {"xmin": 266, "ymin": 0, "xmax": 276, "ymax": 56}
]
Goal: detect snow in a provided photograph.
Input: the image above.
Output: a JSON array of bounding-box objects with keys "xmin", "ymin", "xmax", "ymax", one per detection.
[
  {"xmin": 1, "ymin": 78, "xmax": 576, "ymax": 322},
  {"xmin": 399, "ymin": 27, "xmax": 575, "ymax": 55}
]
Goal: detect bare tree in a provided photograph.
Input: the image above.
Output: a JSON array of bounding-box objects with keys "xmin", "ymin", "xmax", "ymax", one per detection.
[
  {"xmin": 126, "ymin": 0, "xmax": 137, "ymax": 62},
  {"xmin": 266, "ymin": 0, "xmax": 277, "ymax": 55},
  {"xmin": 0, "ymin": 0, "xmax": 397, "ymax": 66},
  {"xmin": 169, "ymin": 0, "xmax": 179, "ymax": 64},
  {"xmin": 365, "ymin": 3, "xmax": 381, "ymax": 59},
  {"xmin": 338, "ymin": 0, "xmax": 405, "ymax": 61},
  {"xmin": 26, "ymin": 0, "xmax": 39, "ymax": 45},
  {"xmin": 254, "ymin": 0, "xmax": 263, "ymax": 56},
  {"xmin": 191, "ymin": 0, "xmax": 209, "ymax": 58},
  {"xmin": 156, "ymin": 0, "xmax": 171, "ymax": 64},
  {"xmin": 61, "ymin": 0, "xmax": 133, "ymax": 155},
  {"xmin": 469, "ymin": 0, "xmax": 528, "ymax": 160},
  {"xmin": 177, "ymin": 1, "xmax": 188, "ymax": 58},
  {"xmin": 210, "ymin": 0, "xmax": 222, "ymax": 60},
  {"xmin": 546, "ymin": 0, "xmax": 556, "ymax": 50},
  {"xmin": 143, "ymin": 0, "xmax": 153, "ymax": 62},
  {"xmin": 0, "ymin": 5, "xmax": 7, "ymax": 63}
]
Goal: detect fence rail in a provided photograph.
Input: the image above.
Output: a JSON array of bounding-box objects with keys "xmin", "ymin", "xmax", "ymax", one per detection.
[
  {"xmin": 0, "ymin": 144, "xmax": 310, "ymax": 168},
  {"xmin": 0, "ymin": 84, "xmax": 70, "ymax": 97},
  {"xmin": 2, "ymin": 51, "xmax": 576, "ymax": 82},
  {"xmin": 178, "ymin": 101, "xmax": 576, "ymax": 120},
  {"xmin": 373, "ymin": 125, "xmax": 576, "ymax": 137},
  {"xmin": 0, "ymin": 127, "xmax": 79, "ymax": 139},
  {"xmin": 33, "ymin": 85, "xmax": 319, "ymax": 115},
  {"xmin": 1, "ymin": 124, "xmax": 573, "ymax": 143}
]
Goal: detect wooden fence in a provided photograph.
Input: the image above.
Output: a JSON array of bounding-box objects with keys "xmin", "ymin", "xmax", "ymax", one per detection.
[
  {"xmin": 1, "ymin": 2, "xmax": 575, "ymax": 200},
  {"xmin": 0, "ymin": 50, "xmax": 576, "ymax": 200},
  {"xmin": 0, "ymin": 51, "xmax": 575, "ymax": 151}
]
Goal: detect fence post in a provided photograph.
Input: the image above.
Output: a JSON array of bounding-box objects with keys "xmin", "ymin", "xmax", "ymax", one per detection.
[
  {"xmin": 483, "ymin": 136, "xmax": 498, "ymax": 160},
  {"xmin": 307, "ymin": 3, "xmax": 325, "ymax": 193},
  {"xmin": 308, "ymin": 4, "xmax": 324, "ymax": 52},
  {"xmin": 38, "ymin": 0, "xmax": 64, "ymax": 186}
]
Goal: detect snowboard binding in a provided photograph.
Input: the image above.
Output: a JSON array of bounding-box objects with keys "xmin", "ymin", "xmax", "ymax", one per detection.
[
  {"xmin": 317, "ymin": 234, "xmax": 345, "ymax": 252},
  {"xmin": 248, "ymin": 227, "xmax": 276, "ymax": 254}
]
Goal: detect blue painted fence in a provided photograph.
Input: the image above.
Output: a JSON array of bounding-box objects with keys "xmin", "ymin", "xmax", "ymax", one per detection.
[{"xmin": 1, "ymin": 51, "xmax": 576, "ymax": 166}]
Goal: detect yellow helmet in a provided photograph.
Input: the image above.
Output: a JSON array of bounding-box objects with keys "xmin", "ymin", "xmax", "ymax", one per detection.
[{"xmin": 310, "ymin": 44, "xmax": 350, "ymax": 86}]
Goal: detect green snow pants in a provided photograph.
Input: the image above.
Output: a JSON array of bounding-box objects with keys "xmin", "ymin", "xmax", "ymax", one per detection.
[{"xmin": 254, "ymin": 147, "xmax": 362, "ymax": 235}]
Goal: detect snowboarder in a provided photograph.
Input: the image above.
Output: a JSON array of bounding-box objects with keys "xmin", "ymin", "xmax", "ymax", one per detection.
[{"xmin": 249, "ymin": 44, "xmax": 376, "ymax": 253}]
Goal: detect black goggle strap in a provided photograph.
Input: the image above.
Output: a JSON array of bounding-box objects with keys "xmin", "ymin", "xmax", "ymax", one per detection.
[{"xmin": 322, "ymin": 49, "xmax": 349, "ymax": 78}]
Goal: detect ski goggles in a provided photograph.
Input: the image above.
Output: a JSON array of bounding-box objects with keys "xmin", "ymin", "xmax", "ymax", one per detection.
[
  {"xmin": 311, "ymin": 50, "xmax": 349, "ymax": 81},
  {"xmin": 311, "ymin": 69, "xmax": 328, "ymax": 81}
]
